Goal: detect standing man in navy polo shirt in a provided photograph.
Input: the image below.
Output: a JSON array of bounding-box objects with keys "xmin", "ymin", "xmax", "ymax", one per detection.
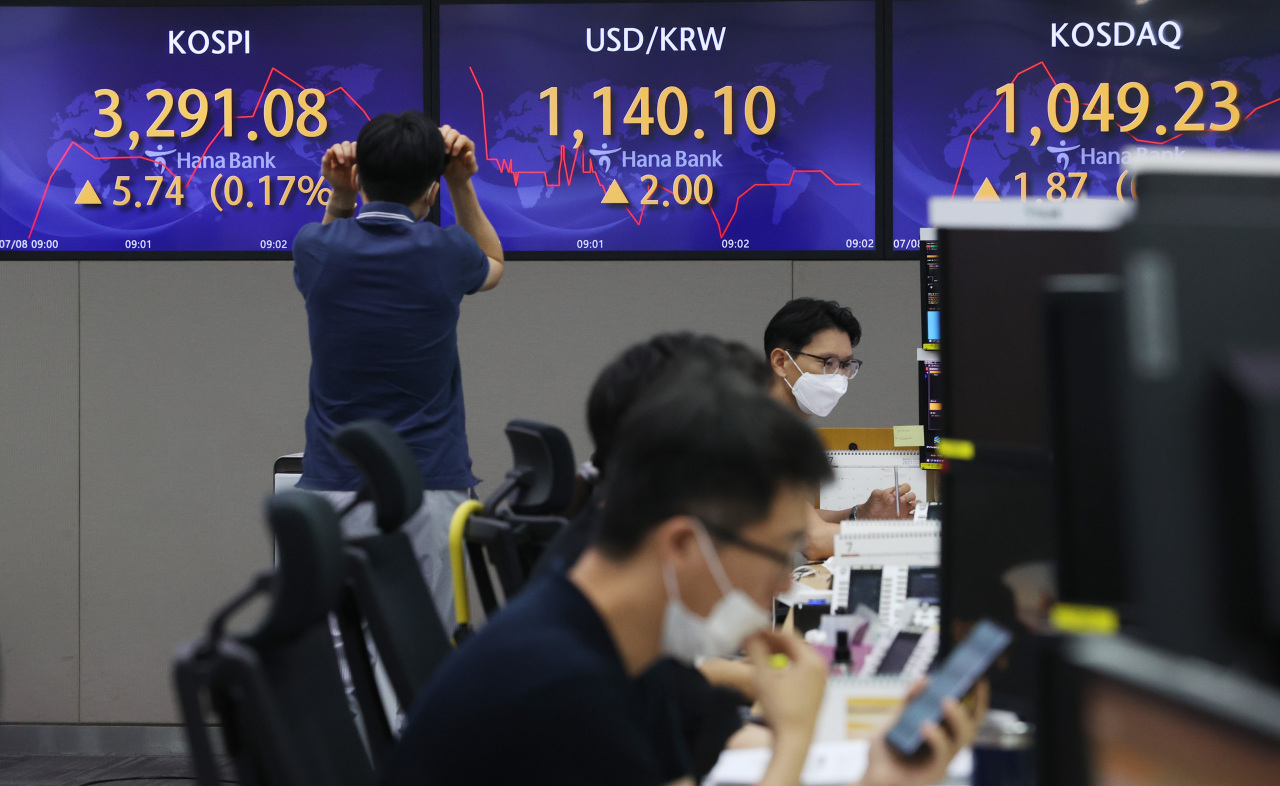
[{"xmin": 292, "ymin": 111, "xmax": 503, "ymax": 629}]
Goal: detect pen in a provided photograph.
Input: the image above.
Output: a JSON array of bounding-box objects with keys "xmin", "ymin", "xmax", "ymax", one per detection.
[{"xmin": 894, "ymin": 467, "xmax": 900, "ymax": 516}]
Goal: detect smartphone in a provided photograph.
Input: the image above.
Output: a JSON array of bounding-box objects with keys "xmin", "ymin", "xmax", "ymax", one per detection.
[{"xmin": 885, "ymin": 619, "xmax": 1011, "ymax": 756}]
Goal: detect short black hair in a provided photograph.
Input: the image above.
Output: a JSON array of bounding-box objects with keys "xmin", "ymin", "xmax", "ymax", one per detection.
[
  {"xmin": 763, "ymin": 298, "xmax": 862, "ymax": 356},
  {"xmin": 356, "ymin": 111, "xmax": 447, "ymax": 205},
  {"xmin": 586, "ymin": 333, "xmax": 771, "ymax": 475},
  {"xmin": 595, "ymin": 358, "xmax": 832, "ymax": 559}
]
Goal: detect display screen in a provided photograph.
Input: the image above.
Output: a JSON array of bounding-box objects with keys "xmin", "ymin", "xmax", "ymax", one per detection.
[
  {"xmin": 919, "ymin": 360, "xmax": 941, "ymax": 468},
  {"xmin": 920, "ymin": 233, "xmax": 940, "ymax": 347},
  {"xmin": 0, "ymin": 5, "xmax": 425, "ymax": 257},
  {"xmin": 878, "ymin": 630, "xmax": 922, "ymax": 676},
  {"xmin": 437, "ymin": 1, "xmax": 877, "ymax": 257},
  {"xmin": 847, "ymin": 568, "xmax": 883, "ymax": 614},
  {"xmin": 906, "ymin": 565, "xmax": 940, "ymax": 604},
  {"xmin": 892, "ymin": 0, "xmax": 1280, "ymax": 252},
  {"xmin": 943, "ymin": 227, "xmax": 1115, "ymax": 451}
]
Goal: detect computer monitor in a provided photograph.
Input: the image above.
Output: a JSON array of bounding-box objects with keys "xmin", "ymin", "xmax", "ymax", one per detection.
[
  {"xmin": 930, "ymin": 199, "xmax": 1131, "ymax": 718},
  {"xmin": 920, "ymin": 228, "xmax": 941, "ymax": 349},
  {"xmin": 940, "ymin": 453, "xmax": 1053, "ymax": 719},
  {"xmin": 1047, "ymin": 635, "xmax": 1280, "ymax": 786},
  {"xmin": 918, "ymin": 359, "xmax": 942, "ymax": 469},
  {"xmin": 1214, "ymin": 351, "xmax": 1280, "ymax": 651},
  {"xmin": 1117, "ymin": 153, "xmax": 1280, "ymax": 675},
  {"xmin": 932, "ymin": 200, "xmax": 1130, "ymax": 453},
  {"xmin": 1043, "ymin": 275, "xmax": 1129, "ymax": 608}
]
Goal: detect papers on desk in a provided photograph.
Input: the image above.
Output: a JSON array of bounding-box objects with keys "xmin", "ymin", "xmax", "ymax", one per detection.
[
  {"xmin": 703, "ymin": 740, "xmax": 973, "ymax": 786},
  {"xmin": 703, "ymin": 740, "xmax": 866, "ymax": 786}
]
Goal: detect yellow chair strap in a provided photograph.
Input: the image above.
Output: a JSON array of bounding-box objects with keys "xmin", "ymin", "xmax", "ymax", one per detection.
[{"xmin": 449, "ymin": 499, "xmax": 484, "ymax": 628}]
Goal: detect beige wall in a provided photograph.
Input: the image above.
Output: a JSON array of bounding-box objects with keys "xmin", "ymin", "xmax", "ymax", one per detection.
[
  {"xmin": 0, "ymin": 262, "xmax": 80, "ymax": 722},
  {"xmin": 0, "ymin": 257, "xmax": 918, "ymax": 723}
]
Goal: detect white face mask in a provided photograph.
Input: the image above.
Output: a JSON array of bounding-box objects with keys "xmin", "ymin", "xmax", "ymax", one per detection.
[
  {"xmin": 784, "ymin": 351, "xmax": 848, "ymax": 418},
  {"xmin": 660, "ymin": 522, "xmax": 773, "ymax": 664}
]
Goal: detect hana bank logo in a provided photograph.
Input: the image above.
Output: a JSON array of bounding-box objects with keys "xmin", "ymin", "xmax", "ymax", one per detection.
[
  {"xmin": 1047, "ymin": 139, "xmax": 1081, "ymax": 170},
  {"xmin": 145, "ymin": 145, "xmax": 178, "ymax": 172},
  {"xmin": 588, "ymin": 143, "xmax": 623, "ymax": 173}
]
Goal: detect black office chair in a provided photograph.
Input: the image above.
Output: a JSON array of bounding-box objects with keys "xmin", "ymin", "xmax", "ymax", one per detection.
[
  {"xmin": 451, "ymin": 419, "xmax": 575, "ymax": 640},
  {"xmin": 174, "ymin": 491, "xmax": 374, "ymax": 786},
  {"xmin": 328, "ymin": 420, "xmax": 455, "ymax": 764}
]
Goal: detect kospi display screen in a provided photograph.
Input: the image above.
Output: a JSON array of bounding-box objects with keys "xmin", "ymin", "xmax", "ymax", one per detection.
[
  {"xmin": 892, "ymin": 0, "xmax": 1280, "ymax": 254},
  {"xmin": 0, "ymin": 5, "xmax": 425, "ymax": 258},
  {"xmin": 437, "ymin": 1, "xmax": 878, "ymax": 257}
]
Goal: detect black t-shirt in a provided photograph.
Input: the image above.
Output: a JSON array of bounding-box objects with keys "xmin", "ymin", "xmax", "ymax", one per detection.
[
  {"xmin": 527, "ymin": 486, "xmax": 603, "ymax": 582},
  {"xmin": 381, "ymin": 572, "xmax": 692, "ymax": 786}
]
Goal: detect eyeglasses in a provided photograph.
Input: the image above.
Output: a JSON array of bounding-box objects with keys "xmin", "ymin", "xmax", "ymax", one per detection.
[
  {"xmin": 792, "ymin": 351, "xmax": 862, "ymax": 379},
  {"xmin": 702, "ymin": 522, "xmax": 806, "ymax": 570}
]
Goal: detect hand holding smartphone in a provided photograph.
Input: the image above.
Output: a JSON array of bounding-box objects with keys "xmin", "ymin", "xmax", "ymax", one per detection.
[{"xmin": 885, "ymin": 619, "xmax": 1011, "ymax": 757}]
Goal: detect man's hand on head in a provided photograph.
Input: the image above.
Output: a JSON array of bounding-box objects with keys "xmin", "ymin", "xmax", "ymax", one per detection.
[
  {"xmin": 439, "ymin": 125, "xmax": 479, "ymax": 185},
  {"xmin": 321, "ymin": 141, "xmax": 358, "ymax": 197}
]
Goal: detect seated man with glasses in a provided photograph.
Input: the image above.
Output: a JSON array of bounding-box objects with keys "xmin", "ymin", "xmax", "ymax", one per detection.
[
  {"xmin": 383, "ymin": 359, "xmax": 979, "ymax": 786},
  {"xmin": 764, "ymin": 298, "xmax": 918, "ymax": 561}
]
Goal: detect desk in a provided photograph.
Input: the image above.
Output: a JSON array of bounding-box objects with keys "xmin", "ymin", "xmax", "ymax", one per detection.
[{"xmin": 706, "ymin": 670, "xmax": 972, "ymax": 785}]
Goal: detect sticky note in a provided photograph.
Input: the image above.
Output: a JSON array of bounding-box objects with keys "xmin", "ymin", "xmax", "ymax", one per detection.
[{"xmin": 893, "ymin": 425, "xmax": 925, "ymax": 447}]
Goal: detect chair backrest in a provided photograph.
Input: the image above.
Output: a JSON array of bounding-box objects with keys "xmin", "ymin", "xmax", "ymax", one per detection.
[
  {"xmin": 445, "ymin": 420, "xmax": 577, "ymax": 639},
  {"xmin": 332, "ymin": 419, "xmax": 424, "ymax": 533},
  {"xmin": 454, "ymin": 420, "xmax": 576, "ymax": 623},
  {"xmin": 327, "ymin": 420, "xmax": 453, "ymax": 763},
  {"xmin": 503, "ymin": 419, "xmax": 576, "ymax": 515},
  {"xmin": 174, "ymin": 491, "xmax": 374, "ymax": 786},
  {"xmin": 335, "ymin": 531, "xmax": 455, "ymax": 763}
]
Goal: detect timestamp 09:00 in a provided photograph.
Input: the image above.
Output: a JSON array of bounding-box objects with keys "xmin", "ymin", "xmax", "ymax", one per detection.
[{"xmin": 0, "ymin": 239, "xmax": 60, "ymax": 249}]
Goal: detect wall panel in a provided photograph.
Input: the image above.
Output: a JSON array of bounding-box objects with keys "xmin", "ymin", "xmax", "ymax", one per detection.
[
  {"xmin": 459, "ymin": 260, "xmax": 794, "ymax": 492},
  {"xmin": 78, "ymin": 260, "xmax": 308, "ymax": 722},
  {"xmin": 0, "ymin": 261, "xmax": 80, "ymax": 722}
]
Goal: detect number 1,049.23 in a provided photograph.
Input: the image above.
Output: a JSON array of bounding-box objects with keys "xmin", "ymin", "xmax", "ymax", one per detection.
[{"xmin": 995, "ymin": 80, "xmax": 1241, "ymax": 135}]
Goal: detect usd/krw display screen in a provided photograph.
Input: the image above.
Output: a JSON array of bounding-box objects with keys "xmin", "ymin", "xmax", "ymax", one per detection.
[
  {"xmin": 438, "ymin": 1, "xmax": 877, "ymax": 256},
  {"xmin": 892, "ymin": 0, "xmax": 1280, "ymax": 253},
  {"xmin": 0, "ymin": 5, "xmax": 424, "ymax": 257}
]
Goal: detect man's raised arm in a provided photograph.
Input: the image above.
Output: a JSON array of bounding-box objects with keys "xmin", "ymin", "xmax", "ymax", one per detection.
[{"xmin": 440, "ymin": 124, "xmax": 504, "ymax": 291}]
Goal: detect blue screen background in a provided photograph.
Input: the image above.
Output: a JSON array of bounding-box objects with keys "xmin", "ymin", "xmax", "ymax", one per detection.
[
  {"xmin": 0, "ymin": 5, "xmax": 423, "ymax": 254},
  {"xmin": 438, "ymin": 1, "xmax": 877, "ymax": 254}
]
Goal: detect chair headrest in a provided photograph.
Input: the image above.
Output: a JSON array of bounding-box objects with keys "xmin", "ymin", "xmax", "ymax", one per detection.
[
  {"xmin": 246, "ymin": 491, "xmax": 345, "ymax": 646},
  {"xmin": 505, "ymin": 420, "xmax": 575, "ymax": 516},
  {"xmin": 332, "ymin": 420, "xmax": 424, "ymax": 534}
]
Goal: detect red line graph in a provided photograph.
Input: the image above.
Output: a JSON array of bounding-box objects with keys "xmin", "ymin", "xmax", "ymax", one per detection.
[
  {"xmin": 1246, "ymin": 96, "xmax": 1280, "ymax": 121},
  {"xmin": 187, "ymin": 67, "xmax": 371, "ymax": 187},
  {"xmin": 28, "ymin": 144, "xmax": 182, "ymax": 238},
  {"xmin": 28, "ymin": 68, "xmax": 371, "ymax": 238},
  {"xmin": 468, "ymin": 67, "xmax": 859, "ymax": 239},
  {"xmin": 951, "ymin": 61, "xmax": 1199, "ymax": 198}
]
